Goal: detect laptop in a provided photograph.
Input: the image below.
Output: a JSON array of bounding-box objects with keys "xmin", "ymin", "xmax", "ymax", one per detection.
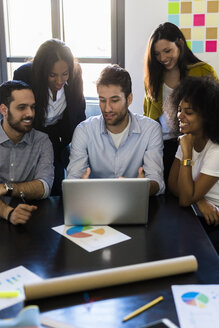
[{"xmin": 62, "ymin": 178, "xmax": 150, "ymax": 225}]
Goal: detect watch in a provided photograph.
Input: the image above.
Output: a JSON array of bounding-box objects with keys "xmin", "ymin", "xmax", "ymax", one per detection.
[
  {"xmin": 4, "ymin": 182, "xmax": 14, "ymax": 196},
  {"xmin": 181, "ymin": 159, "xmax": 193, "ymax": 167}
]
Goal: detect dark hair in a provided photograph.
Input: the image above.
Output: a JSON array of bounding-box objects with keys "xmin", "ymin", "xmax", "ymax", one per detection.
[
  {"xmin": 96, "ymin": 64, "xmax": 132, "ymax": 99},
  {"xmin": 170, "ymin": 76, "xmax": 219, "ymax": 144},
  {"xmin": 0, "ymin": 80, "xmax": 32, "ymax": 107},
  {"xmin": 31, "ymin": 39, "xmax": 75, "ymax": 128},
  {"xmin": 144, "ymin": 22, "xmax": 201, "ymax": 101}
]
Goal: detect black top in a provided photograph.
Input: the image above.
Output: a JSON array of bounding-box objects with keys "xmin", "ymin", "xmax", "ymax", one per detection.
[{"xmin": 13, "ymin": 62, "xmax": 86, "ymax": 148}]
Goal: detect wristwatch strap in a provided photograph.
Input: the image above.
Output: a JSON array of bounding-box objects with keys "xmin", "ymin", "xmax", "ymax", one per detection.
[
  {"xmin": 181, "ymin": 159, "xmax": 193, "ymax": 167},
  {"xmin": 4, "ymin": 183, "xmax": 14, "ymax": 196}
]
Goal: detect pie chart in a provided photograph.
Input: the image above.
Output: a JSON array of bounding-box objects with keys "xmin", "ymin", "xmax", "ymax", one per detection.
[
  {"xmin": 66, "ymin": 226, "xmax": 93, "ymax": 238},
  {"xmin": 181, "ymin": 291, "xmax": 209, "ymax": 308},
  {"xmin": 66, "ymin": 226, "xmax": 106, "ymax": 238}
]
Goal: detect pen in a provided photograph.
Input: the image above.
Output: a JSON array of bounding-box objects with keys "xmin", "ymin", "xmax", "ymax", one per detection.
[
  {"xmin": 0, "ymin": 290, "xmax": 20, "ymax": 298},
  {"xmin": 122, "ymin": 296, "xmax": 163, "ymax": 322}
]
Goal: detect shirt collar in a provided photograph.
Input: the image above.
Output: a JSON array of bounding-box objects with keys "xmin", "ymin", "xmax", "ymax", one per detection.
[
  {"xmin": 128, "ymin": 111, "xmax": 141, "ymax": 134},
  {"xmin": 20, "ymin": 131, "xmax": 33, "ymax": 145},
  {"xmin": 100, "ymin": 111, "xmax": 141, "ymax": 135},
  {"xmin": 100, "ymin": 115, "xmax": 108, "ymax": 134},
  {"xmin": 0, "ymin": 120, "xmax": 33, "ymax": 145},
  {"xmin": 48, "ymin": 86, "xmax": 65, "ymax": 102},
  {"xmin": 0, "ymin": 120, "xmax": 9, "ymax": 144}
]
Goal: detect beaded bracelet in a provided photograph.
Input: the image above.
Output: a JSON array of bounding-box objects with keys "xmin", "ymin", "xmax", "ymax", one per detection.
[{"xmin": 7, "ymin": 209, "xmax": 15, "ymax": 223}]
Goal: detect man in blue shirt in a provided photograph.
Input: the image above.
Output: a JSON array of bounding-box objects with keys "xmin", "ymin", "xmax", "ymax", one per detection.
[
  {"xmin": 67, "ymin": 65, "xmax": 165, "ymax": 195},
  {"xmin": 0, "ymin": 80, "xmax": 54, "ymax": 225}
]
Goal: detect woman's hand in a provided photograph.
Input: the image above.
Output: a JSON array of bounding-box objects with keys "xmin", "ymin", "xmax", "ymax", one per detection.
[
  {"xmin": 196, "ymin": 198, "xmax": 219, "ymax": 226},
  {"xmin": 178, "ymin": 134, "xmax": 194, "ymax": 158}
]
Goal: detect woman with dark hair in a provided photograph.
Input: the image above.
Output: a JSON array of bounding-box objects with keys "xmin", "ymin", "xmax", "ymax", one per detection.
[
  {"xmin": 14, "ymin": 39, "xmax": 86, "ymax": 195},
  {"xmin": 144, "ymin": 22, "xmax": 217, "ymax": 186},
  {"xmin": 168, "ymin": 76, "xmax": 219, "ymax": 252}
]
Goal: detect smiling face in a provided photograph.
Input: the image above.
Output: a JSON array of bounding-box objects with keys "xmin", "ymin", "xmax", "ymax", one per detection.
[
  {"xmin": 3, "ymin": 89, "xmax": 35, "ymax": 135},
  {"xmin": 177, "ymin": 100, "xmax": 203, "ymax": 137},
  {"xmin": 154, "ymin": 39, "xmax": 180, "ymax": 71},
  {"xmin": 97, "ymin": 84, "xmax": 133, "ymax": 133},
  {"xmin": 48, "ymin": 60, "xmax": 69, "ymax": 95}
]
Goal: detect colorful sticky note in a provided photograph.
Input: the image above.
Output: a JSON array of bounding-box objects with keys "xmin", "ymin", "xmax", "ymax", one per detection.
[
  {"xmin": 181, "ymin": 28, "xmax": 191, "ymax": 39},
  {"xmin": 206, "ymin": 40, "xmax": 217, "ymax": 52},
  {"xmin": 181, "ymin": 2, "xmax": 192, "ymax": 14},
  {"xmin": 192, "ymin": 40, "xmax": 204, "ymax": 53},
  {"xmin": 186, "ymin": 40, "xmax": 192, "ymax": 49},
  {"xmin": 206, "ymin": 27, "xmax": 218, "ymax": 39},
  {"xmin": 194, "ymin": 14, "xmax": 205, "ymax": 26},
  {"xmin": 180, "ymin": 14, "xmax": 193, "ymax": 26},
  {"xmin": 205, "ymin": 14, "xmax": 219, "ymax": 26},
  {"xmin": 193, "ymin": 1, "xmax": 206, "ymax": 13},
  {"xmin": 168, "ymin": 14, "xmax": 180, "ymax": 26},
  {"xmin": 168, "ymin": 0, "xmax": 219, "ymax": 55},
  {"xmin": 168, "ymin": 2, "xmax": 180, "ymax": 14},
  {"xmin": 207, "ymin": 1, "xmax": 219, "ymax": 13},
  {"xmin": 192, "ymin": 27, "xmax": 205, "ymax": 40}
]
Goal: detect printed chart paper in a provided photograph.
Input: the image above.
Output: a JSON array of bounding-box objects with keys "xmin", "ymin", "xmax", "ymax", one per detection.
[
  {"xmin": 172, "ymin": 284, "xmax": 219, "ymax": 328},
  {"xmin": 52, "ymin": 224, "xmax": 131, "ymax": 252},
  {"xmin": 0, "ymin": 266, "xmax": 42, "ymax": 310}
]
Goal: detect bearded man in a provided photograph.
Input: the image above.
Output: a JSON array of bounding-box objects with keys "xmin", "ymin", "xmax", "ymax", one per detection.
[{"xmin": 0, "ymin": 80, "xmax": 54, "ymax": 225}]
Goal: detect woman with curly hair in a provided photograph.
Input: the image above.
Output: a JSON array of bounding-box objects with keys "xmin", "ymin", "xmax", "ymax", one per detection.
[
  {"xmin": 14, "ymin": 39, "xmax": 86, "ymax": 195},
  {"xmin": 144, "ymin": 22, "xmax": 217, "ymax": 185},
  {"xmin": 168, "ymin": 76, "xmax": 219, "ymax": 252}
]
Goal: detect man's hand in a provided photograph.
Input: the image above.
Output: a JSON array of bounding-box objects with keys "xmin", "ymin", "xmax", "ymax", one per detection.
[
  {"xmin": 0, "ymin": 183, "xmax": 7, "ymax": 196},
  {"xmin": 81, "ymin": 168, "xmax": 91, "ymax": 179},
  {"xmin": 9, "ymin": 204, "xmax": 38, "ymax": 225},
  {"xmin": 137, "ymin": 166, "xmax": 145, "ymax": 178},
  {"xmin": 196, "ymin": 199, "xmax": 219, "ymax": 226},
  {"xmin": 119, "ymin": 167, "xmax": 145, "ymax": 179}
]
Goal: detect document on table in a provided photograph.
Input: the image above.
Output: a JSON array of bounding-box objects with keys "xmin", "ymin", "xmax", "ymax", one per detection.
[
  {"xmin": 172, "ymin": 284, "xmax": 219, "ymax": 328},
  {"xmin": 0, "ymin": 266, "xmax": 42, "ymax": 310},
  {"xmin": 52, "ymin": 224, "xmax": 131, "ymax": 252}
]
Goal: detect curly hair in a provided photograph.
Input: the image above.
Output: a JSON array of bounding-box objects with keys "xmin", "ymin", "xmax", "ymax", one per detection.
[
  {"xmin": 144, "ymin": 22, "xmax": 201, "ymax": 101},
  {"xmin": 169, "ymin": 76, "xmax": 219, "ymax": 144}
]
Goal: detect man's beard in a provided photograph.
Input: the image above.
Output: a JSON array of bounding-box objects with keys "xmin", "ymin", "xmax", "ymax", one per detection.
[{"xmin": 7, "ymin": 110, "xmax": 33, "ymax": 133}]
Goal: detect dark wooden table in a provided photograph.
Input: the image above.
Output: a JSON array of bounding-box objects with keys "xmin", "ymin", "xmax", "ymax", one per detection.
[{"xmin": 0, "ymin": 195, "xmax": 219, "ymax": 327}]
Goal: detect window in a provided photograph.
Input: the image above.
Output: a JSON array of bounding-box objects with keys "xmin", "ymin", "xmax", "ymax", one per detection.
[{"xmin": 0, "ymin": 0, "xmax": 124, "ymax": 115}]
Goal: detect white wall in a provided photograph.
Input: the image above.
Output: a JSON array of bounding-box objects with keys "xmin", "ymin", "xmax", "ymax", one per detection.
[{"xmin": 125, "ymin": 0, "xmax": 219, "ymax": 114}]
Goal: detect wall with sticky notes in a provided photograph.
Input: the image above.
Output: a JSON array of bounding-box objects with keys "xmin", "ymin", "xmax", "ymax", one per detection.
[{"xmin": 125, "ymin": 0, "xmax": 219, "ymax": 114}]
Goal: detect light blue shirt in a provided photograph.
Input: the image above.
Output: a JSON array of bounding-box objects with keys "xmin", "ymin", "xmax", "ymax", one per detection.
[{"xmin": 67, "ymin": 111, "xmax": 165, "ymax": 195}]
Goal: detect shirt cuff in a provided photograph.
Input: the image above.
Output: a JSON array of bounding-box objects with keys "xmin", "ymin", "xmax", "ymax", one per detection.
[
  {"xmin": 155, "ymin": 179, "xmax": 166, "ymax": 195},
  {"xmin": 39, "ymin": 179, "xmax": 50, "ymax": 199}
]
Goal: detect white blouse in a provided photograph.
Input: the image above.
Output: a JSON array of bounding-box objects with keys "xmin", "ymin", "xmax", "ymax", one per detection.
[
  {"xmin": 45, "ymin": 87, "xmax": 67, "ymax": 126},
  {"xmin": 159, "ymin": 83, "xmax": 177, "ymax": 140}
]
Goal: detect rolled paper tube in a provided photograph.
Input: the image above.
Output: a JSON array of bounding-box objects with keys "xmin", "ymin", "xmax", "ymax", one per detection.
[{"xmin": 24, "ymin": 255, "xmax": 198, "ymax": 300}]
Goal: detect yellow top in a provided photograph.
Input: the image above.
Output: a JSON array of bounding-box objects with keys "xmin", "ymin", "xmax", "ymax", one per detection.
[{"xmin": 143, "ymin": 62, "xmax": 218, "ymax": 121}]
